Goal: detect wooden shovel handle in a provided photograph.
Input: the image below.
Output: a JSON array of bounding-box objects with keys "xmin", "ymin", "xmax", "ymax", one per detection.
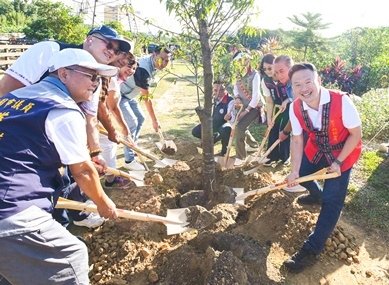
[
  {"xmin": 105, "ymin": 167, "xmax": 144, "ymax": 181},
  {"xmin": 246, "ymin": 109, "xmax": 283, "ymax": 165},
  {"xmin": 224, "ymin": 106, "xmax": 244, "ymax": 167},
  {"xmin": 55, "ymin": 197, "xmax": 181, "ymax": 224},
  {"xmin": 157, "ymin": 128, "xmax": 166, "ymax": 143},
  {"xmin": 99, "ymin": 127, "xmax": 165, "ymax": 165},
  {"xmin": 244, "ymin": 139, "xmax": 281, "ymax": 174},
  {"xmin": 238, "ymin": 168, "xmax": 339, "ymax": 200}
]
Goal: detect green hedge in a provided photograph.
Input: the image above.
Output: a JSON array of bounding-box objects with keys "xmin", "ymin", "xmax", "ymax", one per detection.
[{"xmin": 354, "ymin": 89, "xmax": 389, "ymax": 140}]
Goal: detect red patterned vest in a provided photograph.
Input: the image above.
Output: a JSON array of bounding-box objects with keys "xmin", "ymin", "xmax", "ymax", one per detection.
[{"xmin": 293, "ymin": 90, "xmax": 361, "ymax": 171}]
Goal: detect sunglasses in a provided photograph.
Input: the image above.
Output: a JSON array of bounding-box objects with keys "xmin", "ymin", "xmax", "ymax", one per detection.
[
  {"xmin": 65, "ymin": 67, "xmax": 101, "ymax": 83},
  {"xmin": 92, "ymin": 35, "xmax": 121, "ymax": 55}
]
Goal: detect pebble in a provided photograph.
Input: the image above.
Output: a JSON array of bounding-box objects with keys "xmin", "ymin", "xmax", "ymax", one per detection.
[{"xmin": 148, "ymin": 270, "xmax": 159, "ymax": 283}]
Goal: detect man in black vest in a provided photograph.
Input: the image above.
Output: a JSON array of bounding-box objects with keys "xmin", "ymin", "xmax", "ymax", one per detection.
[{"xmin": 192, "ymin": 81, "xmax": 234, "ymax": 156}]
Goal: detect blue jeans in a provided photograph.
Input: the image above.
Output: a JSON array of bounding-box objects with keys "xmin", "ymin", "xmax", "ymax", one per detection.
[
  {"xmin": 52, "ymin": 167, "xmax": 88, "ymax": 227},
  {"xmin": 299, "ymin": 154, "xmax": 351, "ymax": 254},
  {"xmin": 119, "ymin": 96, "xmax": 145, "ymax": 163}
]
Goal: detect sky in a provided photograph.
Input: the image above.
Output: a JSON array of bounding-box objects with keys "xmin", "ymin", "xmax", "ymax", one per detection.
[{"xmin": 129, "ymin": 0, "xmax": 388, "ymax": 37}]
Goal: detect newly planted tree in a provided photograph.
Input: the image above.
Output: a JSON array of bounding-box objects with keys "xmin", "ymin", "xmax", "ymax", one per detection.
[{"xmin": 163, "ymin": 0, "xmax": 255, "ymax": 193}]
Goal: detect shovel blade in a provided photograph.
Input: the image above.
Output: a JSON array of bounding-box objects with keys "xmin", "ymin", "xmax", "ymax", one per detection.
[
  {"xmin": 128, "ymin": 170, "xmax": 146, "ymax": 182},
  {"xmin": 156, "ymin": 141, "xmax": 177, "ymax": 155},
  {"xmin": 165, "ymin": 208, "xmax": 190, "ymax": 235},
  {"xmin": 232, "ymin": 187, "xmax": 244, "ymax": 196},
  {"xmin": 215, "ymin": 156, "xmax": 235, "ymax": 170},
  {"xmin": 156, "ymin": 141, "xmax": 164, "ymax": 151},
  {"xmin": 232, "ymin": 188, "xmax": 246, "ymax": 205},
  {"xmin": 154, "ymin": 158, "xmax": 178, "ymax": 168}
]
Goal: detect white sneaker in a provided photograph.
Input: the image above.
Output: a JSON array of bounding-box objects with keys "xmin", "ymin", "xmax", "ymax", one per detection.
[
  {"xmin": 234, "ymin": 158, "xmax": 245, "ymax": 166},
  {"xmin": 73, "ymin": 213, "xmax": 105, "ymax": 228},
  {"xmin": 124, "ymin": 160, "xmax": 146, "ymax": 171}
]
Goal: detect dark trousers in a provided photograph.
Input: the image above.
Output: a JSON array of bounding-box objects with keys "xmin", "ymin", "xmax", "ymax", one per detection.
[
  {"xmin": 192, "ymin": 123, "xmax": 231, "ymax": 154},
  {"xmin": 267, "ymin": 106, "xmax": 290, "ymax": 162},
  {"xmin": 52, "ymin": 167, "xmax": 89, "ymax": 227},
  {"xmin": 299, "ymin": 153, "xmax": 352, "ymax": 254}
]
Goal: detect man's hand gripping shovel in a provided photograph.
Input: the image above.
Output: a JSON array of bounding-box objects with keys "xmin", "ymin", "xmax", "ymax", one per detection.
[{"xmin": 233, "ymin": 168, "xmax": 340, "ymax": 205}]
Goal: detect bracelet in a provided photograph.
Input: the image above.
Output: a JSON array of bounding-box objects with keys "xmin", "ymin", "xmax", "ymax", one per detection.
[
  {"xmin": 90, "ymin": 149, "xmax": 102, "ymax": 158},
  {"xmin": 334, "ymin": 158, "xmax": 343, "ymax": 166}
]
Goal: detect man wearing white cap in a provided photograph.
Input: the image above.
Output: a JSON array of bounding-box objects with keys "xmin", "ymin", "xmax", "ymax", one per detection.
[
  {"xmin": 0, "ymin": 49, "xmax": 118, "ymax": 285},
  {"xmin": 0, "ymin": 25, "xmax": 131, "ymax": 228}
]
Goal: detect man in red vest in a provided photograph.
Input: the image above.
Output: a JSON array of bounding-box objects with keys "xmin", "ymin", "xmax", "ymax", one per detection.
[{"xmin": 283, "ymin": 63, "xmax": 362, "ymax": 272}]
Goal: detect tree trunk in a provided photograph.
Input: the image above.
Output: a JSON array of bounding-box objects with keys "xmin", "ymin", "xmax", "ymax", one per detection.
[{"xmin": 197, "ymin": 17, "xmax": 216, "ymax": 195}]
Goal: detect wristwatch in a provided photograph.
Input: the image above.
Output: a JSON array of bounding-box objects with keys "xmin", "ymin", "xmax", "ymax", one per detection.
[{"xmin": 334, "ymin": 158, "xmax": 343, "ymax": 166}]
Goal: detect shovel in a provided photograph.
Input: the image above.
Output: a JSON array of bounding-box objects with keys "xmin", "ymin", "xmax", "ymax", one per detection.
[
  {"xmin": 245, "ymin": 109, "xmax": 283, "ymax": 165},
  {"xmin": 216, "ymin": 106, "xmax": 243, "ymax": 170},
  {"xmin": 99, "ymin": 128, "xmax": 177, "ymax": 168},
  {"xmin": 105, "ymin": 167, "xmax": 145, "ymax": 187},
  {"xmin": 234, "ymin": 168, "xmax": 340, "ymax": 205},
  {"xmin": 156, "ymin": 127, "xmax": 177, "ymax": 155},
  {"xmin": 55, "ymin": 197, "xmax": 190, "ymax": 235},
  {"xmin": 243, "ymin": 139, "xmax": 281, "ymax": 175}
]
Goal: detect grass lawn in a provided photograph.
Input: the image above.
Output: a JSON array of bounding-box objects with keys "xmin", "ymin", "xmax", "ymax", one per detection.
[{"xmin": 345, "ymin": 150, "xmax": 389, "ymax": 236}]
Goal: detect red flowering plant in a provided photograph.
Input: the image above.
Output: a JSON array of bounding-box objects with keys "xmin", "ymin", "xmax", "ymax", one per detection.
[{"xmin": 319, "ymin": 57, "xmax": 364, "ymax": 94}]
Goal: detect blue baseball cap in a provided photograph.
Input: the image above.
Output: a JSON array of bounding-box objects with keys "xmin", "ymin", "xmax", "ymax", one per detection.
[{"xmin": 88, "ymin": 25, "xmax": 131, "ymax": 53}]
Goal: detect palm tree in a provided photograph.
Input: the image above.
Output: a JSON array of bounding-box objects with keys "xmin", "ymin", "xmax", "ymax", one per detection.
[{"xmin": 288, "ymin": 12, "xmax": 330, "ymax": 60}]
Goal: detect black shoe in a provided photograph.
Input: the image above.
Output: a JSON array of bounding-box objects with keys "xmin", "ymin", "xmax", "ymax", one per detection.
[
  {"xmin": 283, "ymin": 247, "xmax": 318, "ymax": 273},
  {"xmin": 297, "ymin": 194, "xmax": 322, "ymax": 205}
]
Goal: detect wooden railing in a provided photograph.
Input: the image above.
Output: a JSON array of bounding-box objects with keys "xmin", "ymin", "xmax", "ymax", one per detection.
[{"xmin": 0, "ymin": 45, "xmax": 31, "ymax": 73}]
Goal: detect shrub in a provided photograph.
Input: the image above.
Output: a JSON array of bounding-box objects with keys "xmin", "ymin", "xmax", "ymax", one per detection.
[
  {"xmin": 354, "ymin": 89, "xmax": 389, "ymax": 140},
  {"xmin": 320, "ymin": 57, "xmax": 365, "ymax": 95}
]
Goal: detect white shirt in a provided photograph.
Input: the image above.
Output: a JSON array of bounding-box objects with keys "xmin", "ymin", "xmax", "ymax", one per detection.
[
  {"xmin": 290, "ymin": 88, "xmax": 361, "ymax": 136},
  {"xmin": 261, "ymin": 78, "xmax": 272, "ymax": 97},
  {"xmin": 6, "ymin": 41, "xmax": 101, "ymax": 116},
  {"xmin": 233, "ymin": 72, "xmax": 263, "ymax": 109},
  {"xmin": 46, "ymin": 109, "xmax": 90, "ymax": 165}
]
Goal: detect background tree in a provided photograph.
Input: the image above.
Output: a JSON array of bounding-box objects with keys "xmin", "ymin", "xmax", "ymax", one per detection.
[
  {"xmin": 288, "ymin": 12, "xmax": 330, "ymax": 60},
  {"xmin": 0, "ymin": 10, "xmax": 28, "ymax": 33},
  {"xmin": 23, "ymin": 0, "xmax": 87, "ymax": 43},
  {"xmin": 334, "ymin": 27, "xmax": 389, "ymax": 92},
  {"xmin": 0, "ymin": 0, "xmax": 13, "ymax": 15},
  {"xmin": 163, "ymin": 0, "xmax": 255, "ymax": 193}
]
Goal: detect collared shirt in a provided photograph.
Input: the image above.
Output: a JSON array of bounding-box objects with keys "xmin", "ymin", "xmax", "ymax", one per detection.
[
  {"xmin": 290, "ymin": 87, "xmax": 361, "ymax": 136},
  {"xmin": 121, "ymin": 54, "xmax": 156, "ymax": 99},
  {"xmin": 233, "ymin": 71, "xmax": 263, "ymax": 108}
]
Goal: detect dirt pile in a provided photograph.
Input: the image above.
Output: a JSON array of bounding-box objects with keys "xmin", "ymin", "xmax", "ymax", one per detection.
[{"xmin": 79, "ymin": 156, "xmax": 380, "ymax": 285}]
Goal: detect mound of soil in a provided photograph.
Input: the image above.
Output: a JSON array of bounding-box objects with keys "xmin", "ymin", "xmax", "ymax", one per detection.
[{"xmin": 75, "ymin": 149, "xmax": 388, "ymax": 285}]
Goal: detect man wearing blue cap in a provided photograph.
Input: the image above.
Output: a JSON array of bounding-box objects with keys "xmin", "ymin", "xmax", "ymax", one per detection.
[
  {"xmin": 0, "ymin": 25, "xmax": 131, "ymax": 228},
  {"xmin": 0, "ymin": 48, "xmax": 119, "ymax": 285}
]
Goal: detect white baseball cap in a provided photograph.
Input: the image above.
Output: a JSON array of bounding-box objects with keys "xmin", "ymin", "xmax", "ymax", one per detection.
[{"xmin": 48, "ymin": 48, "xmax": 118, "ymax": 77}]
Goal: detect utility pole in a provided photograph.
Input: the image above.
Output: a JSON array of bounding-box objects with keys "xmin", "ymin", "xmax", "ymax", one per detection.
[
  {"xmin": 92, "ymin": 0, "xmax": 98, "ymax": 27},
  {"xmin": 124, "ymin": 0, "xmax": 132, "ymax": 32}
]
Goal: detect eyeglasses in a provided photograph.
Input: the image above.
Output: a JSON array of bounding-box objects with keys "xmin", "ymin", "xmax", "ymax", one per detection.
[
  {"xmin": 65, "ymin": 68, "xmax": 101, "ymax": 83},
  {"xmin": 262, "ymin": 67, "xmax": 273, "ymax": 71},
  {"xmin": 92, "ymin": 35, "xmax": 121, "ymax": 55}
]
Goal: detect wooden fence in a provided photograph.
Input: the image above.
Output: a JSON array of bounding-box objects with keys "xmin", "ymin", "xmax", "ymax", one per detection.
[{"xmin": 0, "ymin": 45, "xmax": 31, "ymax": 73}]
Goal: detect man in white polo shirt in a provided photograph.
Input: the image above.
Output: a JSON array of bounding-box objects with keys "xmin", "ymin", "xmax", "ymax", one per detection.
[{"xmin": 0, "ymin": 48, "xmax": 118, "ymax": 285}]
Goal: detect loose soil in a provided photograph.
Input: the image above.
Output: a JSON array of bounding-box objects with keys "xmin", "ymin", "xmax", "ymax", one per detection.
[{"xmin": 72, "ymin": 140, "xmax": 389, "ymax": 285}]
